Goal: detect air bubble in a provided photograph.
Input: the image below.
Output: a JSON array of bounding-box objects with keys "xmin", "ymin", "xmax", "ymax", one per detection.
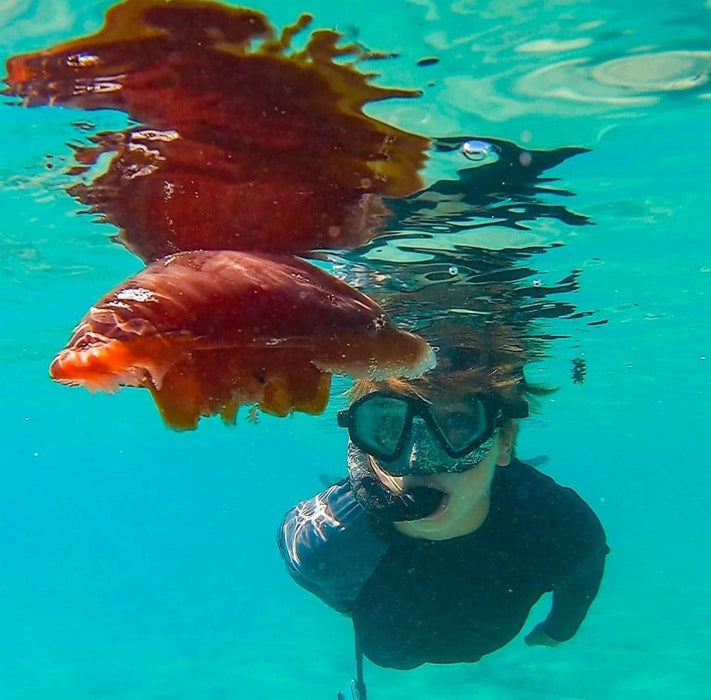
[{"xmin": 461, "ymin": 140, "xmax": 494, "ymax": 162}]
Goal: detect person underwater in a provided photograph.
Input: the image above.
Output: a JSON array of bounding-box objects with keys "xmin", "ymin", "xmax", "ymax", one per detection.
[{"xmin": 278, "ymin": 342, "xmax": 608, "ymax": 671}]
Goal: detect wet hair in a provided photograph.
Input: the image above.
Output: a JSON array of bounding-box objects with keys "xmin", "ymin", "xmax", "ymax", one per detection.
[{"xmin": 348, "ymin": 324, "xmax": 553, "ymax": 410}]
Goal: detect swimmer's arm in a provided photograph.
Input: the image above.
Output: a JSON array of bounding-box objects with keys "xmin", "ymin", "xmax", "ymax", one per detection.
[
  {"xmin": 277, "ymin": 479, "xmax": 392, "ymax": 613},
  {"xmin": 539, "ymin": 521, "xmax": 609, "ymax": 643}
]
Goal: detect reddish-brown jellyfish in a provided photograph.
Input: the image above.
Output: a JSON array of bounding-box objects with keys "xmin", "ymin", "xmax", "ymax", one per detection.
[
  {"xmin": 49, "ymin": 250, "xmax": 435, "ymax": 430},
  {"xmin": 5, "ymin": 0, "xmax": 429, "ymax": 260}
]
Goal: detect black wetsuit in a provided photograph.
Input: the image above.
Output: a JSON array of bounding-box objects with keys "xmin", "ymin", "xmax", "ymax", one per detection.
[{"xmin": 278, "ymin": 458, "xmax": 608, "ymax": 670}]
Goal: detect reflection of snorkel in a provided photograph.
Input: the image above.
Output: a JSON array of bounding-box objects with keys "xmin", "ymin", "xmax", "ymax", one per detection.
[
  {"xmin": 338, "ymin": 680, "xmax": 364, "ymax": 700},
  {"xmin": 336, "ymin": 628, "xmax": 367, "ymax": 699}
]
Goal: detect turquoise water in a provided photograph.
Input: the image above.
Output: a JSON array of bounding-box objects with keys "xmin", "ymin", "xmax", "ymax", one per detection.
[{"xmin": 2, "ymin": 0, "xmax": 710, "ymax": 698}]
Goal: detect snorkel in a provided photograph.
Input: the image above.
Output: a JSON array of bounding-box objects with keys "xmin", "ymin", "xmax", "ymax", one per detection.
[{"xmin": 347, "ymin": 442, "xmax": 445, "ymax": 521}]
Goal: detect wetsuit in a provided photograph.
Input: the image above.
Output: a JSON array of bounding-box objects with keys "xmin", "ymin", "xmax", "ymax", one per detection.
[{"xmin": 278, "ymin": 458, "xmax": 608, "ymax": 670}]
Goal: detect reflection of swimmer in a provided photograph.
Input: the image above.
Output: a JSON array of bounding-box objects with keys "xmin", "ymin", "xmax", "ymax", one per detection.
[{"xmin": 278, "ymin": 338, "xmax": 608, "ymax": 690}]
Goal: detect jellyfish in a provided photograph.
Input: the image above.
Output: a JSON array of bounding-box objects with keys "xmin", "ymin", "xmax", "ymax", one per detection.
[
  {"xmin": 49, "ymin": 250, "xmax": 435, "ymax": 429},
  {"xmin": 4, "ymin": 0, "xmax": 429, "ymax": 260}
]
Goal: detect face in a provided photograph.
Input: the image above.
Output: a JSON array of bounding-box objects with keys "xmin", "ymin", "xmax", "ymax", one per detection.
[
  {"xmin": 343, "ymin": 381, "xmax": 513, "ymax": 474},
  {"xmin": 372, "ymin": 423, "xmax": 515, "ymax": 541}
]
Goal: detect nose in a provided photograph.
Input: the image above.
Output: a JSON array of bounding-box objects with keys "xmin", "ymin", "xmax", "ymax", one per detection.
[
  {"xmin": 406, "ymin": 417, "xmax": 429, "ymax": 460},
  {"xmin": 401, "ymin": 418, "xmax": 454, "ymax": 473}
]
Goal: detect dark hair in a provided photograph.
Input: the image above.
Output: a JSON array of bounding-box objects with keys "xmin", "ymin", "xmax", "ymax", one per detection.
[{"xmin": 349, "ymin": 323, "xmax": 554, "ymax": 409}]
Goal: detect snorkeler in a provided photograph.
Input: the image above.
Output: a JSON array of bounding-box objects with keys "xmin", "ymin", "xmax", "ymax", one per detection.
[{"xmin": 277, "ymin": 341, "xmax": 608, "ymax": 688}]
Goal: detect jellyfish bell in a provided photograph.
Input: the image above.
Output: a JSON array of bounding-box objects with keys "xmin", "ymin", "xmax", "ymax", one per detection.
[
  {"xmin": 49, "ymin": 250, "xmax": 435, "ymax": 430},
  {"xmin": 5, "ymin": 0, "xmax": 429, "ymax": 260}
]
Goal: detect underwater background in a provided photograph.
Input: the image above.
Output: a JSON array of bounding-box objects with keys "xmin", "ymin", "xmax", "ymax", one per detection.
[{"xmin": 1, "ymin": 0, "xmax": 710, "ymax": 698}]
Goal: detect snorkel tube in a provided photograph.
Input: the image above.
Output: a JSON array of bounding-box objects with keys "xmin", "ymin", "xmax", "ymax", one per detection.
[{"xmin": 337, "ymin": 624, "xmax": 368, "ymax": 700}]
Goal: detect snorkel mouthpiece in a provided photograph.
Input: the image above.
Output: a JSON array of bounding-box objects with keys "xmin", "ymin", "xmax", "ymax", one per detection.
[
  {"xmin": 347, "ymin": 442, "xmax": 445, "ymax": 520},
  {"xmin": 397, "ymin": 486, "xmax": 446, "ymax": 520}
]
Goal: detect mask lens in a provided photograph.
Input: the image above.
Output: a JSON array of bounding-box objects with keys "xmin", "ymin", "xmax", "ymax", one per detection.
[
  {"xmin": 352, "ymin": 395, "xmax": 410, "ymax": 459},
  {"xmin": 429, "ymin": 395, "xmax": 490, "ymax": 453}
]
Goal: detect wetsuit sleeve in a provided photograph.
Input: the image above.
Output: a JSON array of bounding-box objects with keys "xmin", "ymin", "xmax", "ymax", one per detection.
[
  {"xmin": 542, "ymin": 491, "xmax": 609, "ymax": 642},
  {"xmin": 277, "ymin": 479, "xmax": 393, "ymax": 613}
]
